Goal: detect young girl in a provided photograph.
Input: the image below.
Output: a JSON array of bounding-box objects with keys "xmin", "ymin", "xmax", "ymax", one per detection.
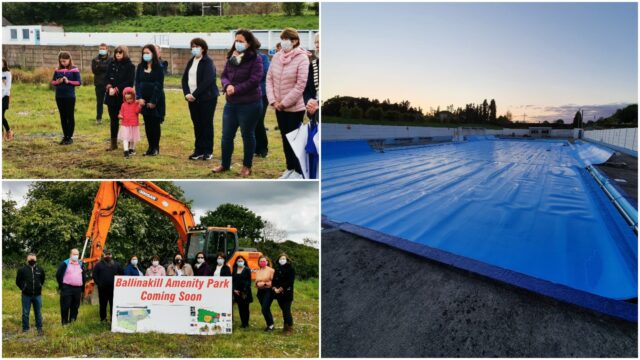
[
  {"xmin": 2, "ymin": 58, "xmax": 13, "ymax": 141},
  {"xmin": 51, "ymin": 51, "xmax": 81, "ymax": 145},
  {"xmin": 117, "ymin": 87, "xmax": 141, "ymax": 158}
]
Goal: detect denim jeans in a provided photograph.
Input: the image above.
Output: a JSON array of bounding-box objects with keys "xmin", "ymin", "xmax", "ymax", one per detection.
[
  {"xmin": 256, "ymin": 288, "xmax": 274, "ymax": 327},
  {"xmin": 221, "ymin": 101, "xmax": 262, "ymax": 169},
  {"xmin": 21, "ymin": 294, "xmax": 43, "ymax": 330}
]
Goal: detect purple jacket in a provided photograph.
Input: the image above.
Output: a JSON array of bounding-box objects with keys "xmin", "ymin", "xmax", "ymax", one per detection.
[{"xmin": 221, "ymin": 51, "xmax": 263, "ymax": 104}]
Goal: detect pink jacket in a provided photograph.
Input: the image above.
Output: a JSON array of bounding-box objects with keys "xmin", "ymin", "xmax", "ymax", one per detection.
[
  {"xmin": 118, "ymin": 87, "xmax": 141, "ymax": 126},
  {"xmin": 145, "ymin": 265, "xmax": 166, "ymax": 276},
  {"xmin": 266, "ymin": 47, "xmax": 310, "ymax": 112}
]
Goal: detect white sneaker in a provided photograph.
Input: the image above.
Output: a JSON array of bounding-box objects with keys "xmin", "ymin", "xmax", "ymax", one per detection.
[
  {"xmin": 287, "ymin": 171, "xmax": 304, "ymax": 180},
  {"xmin": 279, "ymin": 169, "xmax": 294, "ymax": 179}
]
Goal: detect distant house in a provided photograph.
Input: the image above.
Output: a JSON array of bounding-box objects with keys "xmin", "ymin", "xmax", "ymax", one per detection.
[
  {"xmin": 436, "ymin": 111, "xmax": 454, "ymax": 123},
  {"xmin": 529, "ymin": 126, "xmax": 552, "ymax": 138},
  {"xmin": 2, "ymin": 23, "xmax": 63, "ymax": 46}
]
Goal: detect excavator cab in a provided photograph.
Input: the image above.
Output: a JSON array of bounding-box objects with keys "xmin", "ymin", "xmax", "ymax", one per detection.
[{"xmin": 185, "ymin": 226, "xmax": 238, "ymax": 266}]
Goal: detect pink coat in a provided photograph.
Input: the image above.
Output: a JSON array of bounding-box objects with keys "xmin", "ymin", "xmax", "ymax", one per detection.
[
  {"xmin": 118, "ymin": 87, "xmax": 141, "ymax": 126},
  {"xmin": 266, "ymin": 47, "xmax": 310, "ymax": 112}
]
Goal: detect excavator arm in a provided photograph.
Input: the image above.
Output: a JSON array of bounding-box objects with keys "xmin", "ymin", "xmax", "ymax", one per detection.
[{"xmin": 82, "ymin": 181, "xmax": 196, "ymax": 269}]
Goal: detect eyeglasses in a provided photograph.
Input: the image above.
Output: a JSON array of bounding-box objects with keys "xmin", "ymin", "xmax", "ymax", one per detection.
[{"xmin": 115, "ymin": 51, "xmax": 123, "ymax": 54}]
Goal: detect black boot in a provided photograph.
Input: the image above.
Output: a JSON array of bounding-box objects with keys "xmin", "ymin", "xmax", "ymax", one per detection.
[{"xmin": 106, "ymin": 138, "xmax": 117, "ymax": 151}]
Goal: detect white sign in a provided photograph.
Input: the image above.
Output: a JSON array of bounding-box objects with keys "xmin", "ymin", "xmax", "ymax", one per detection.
[{"xmin": 111, "ymin": 276, "xmax": 232, "ymax": 335}]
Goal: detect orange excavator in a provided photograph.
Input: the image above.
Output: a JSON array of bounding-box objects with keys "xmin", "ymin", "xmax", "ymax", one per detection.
[{"xmin": 81, "ymin": 181, "xmax": 263, "ymax": 297}]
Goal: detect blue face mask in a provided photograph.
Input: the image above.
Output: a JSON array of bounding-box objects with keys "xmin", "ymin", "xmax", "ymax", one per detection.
[
  {"xmin": 191, "ymin": 47, "xmax": 201, "ymax": 57},
  {"xmin": 235, "ymin": 41, "xmax": 246, "ymax": 53},
  {"xmin": 99, "ymin": 49, "xmax": 107, "ymax": 56},
  {"xmin": 143, "ymin": 53, "xmax": 153, "ymax": 62}
]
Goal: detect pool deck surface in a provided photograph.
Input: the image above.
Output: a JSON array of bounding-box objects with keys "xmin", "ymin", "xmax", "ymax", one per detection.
[
  {"xmin": 596, "ymin": 151, "xmax": 638, "ymax": 204},
  {"xmin": 321, "ymin": 228, "xmax": 638, "ymax": 357}
]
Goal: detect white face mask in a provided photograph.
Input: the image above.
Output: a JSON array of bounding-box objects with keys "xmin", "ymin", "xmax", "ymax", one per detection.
[
  {"xmin": 280, "ymin": 40, "xmax": 293, "ymax": 52},
  {"xmin": 70, "ymin": 255, "xmax": 79, "ymax": 262},
  {"xmin": 152, "ymin": 261, "xmax": 159, "ymax": 266},
  {"xmin": 237, "ymin": 261, "xmax": 245, "ymax": 267},
  {"xmin": 131, "ymin": 259, "xmax": 138, "ymax": 266},
  {"xmin": 217, "ymin": 259, "xmax": 225, "ymax": 266},
  {"xmin": 197, "ymin": 258, "xmax": 205, "ymax": 264},
  {"xmin": 279, "ymin": 258, "xmax": 287, "ymax": 266}
]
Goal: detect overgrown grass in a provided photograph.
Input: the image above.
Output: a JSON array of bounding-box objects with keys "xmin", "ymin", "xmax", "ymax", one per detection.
[
  {"xmin": 324, "ymin": 116, "xmax": 505, "ymax": 129},
  {"xmin": 63, "ymin": 14, "xmax": 318, "ymax": 32},
  {"xmin": 3, "ymin": 75, "xmax": 292, "ymax": 179},
  {"xmin": 2, "ymin": 264, "xmax": 319, "ymax": 357}
]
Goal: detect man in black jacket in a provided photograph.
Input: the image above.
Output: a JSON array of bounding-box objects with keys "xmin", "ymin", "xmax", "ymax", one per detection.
[
  {"xmin": 92, "ymin": 250, "xmax": 123, "ymax": 322},
  {"xmin": 91, "ymin": 43, "xmax": 111, "ymax": 125},
  {"xmin": 15, "ymin": 253, "xmax": 45, "ymax": 334}
]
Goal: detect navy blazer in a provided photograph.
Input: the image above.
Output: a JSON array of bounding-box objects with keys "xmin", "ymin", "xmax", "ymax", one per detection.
[{"xmin": 181, "ymin": 54, "xmax": 219, "ymax": 102}]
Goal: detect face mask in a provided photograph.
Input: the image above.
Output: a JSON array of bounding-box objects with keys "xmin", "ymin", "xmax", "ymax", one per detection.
[
  {"xmin": 71, "ymin": 255, "xmax": 79, "ymax": 262},
  {"xmin": 237, "ymin": 261, "xmax": 245, "ymax": 267},
  {"xmin": 191, "ymin": 47, "xmax": 201, "ymax": 57},
  {"xmin": 259, "ymin": 260, "xmax": 267, "ymax": 268},
  {"xmin": 280, "ymin": 40, "xmax": 293, "ymax": 52},
  {"xmin": 105, "ymin": 256, "xmax": 112, "ymax": 262},
  {"xmin": 143, "ymin": 53, "xmax": 152, "ymax": 62},
  {"xmin": 152, "ymin": 261, "xmax": 159, "ymax": 266},
  {"xmin": 99, "ymin": 49, "xmax": 107, "ymax": 56},
  {"xmin": 28, "ymin": 260, "xmax": 36, "ymax": 266},
  {"xmin": 131, "ymin": 259, "xmax": 138, "ymax": 266},
  {"xmin": 174, "ymin": 258, "xmax": 182, "ymax": 265},
  {"xmin": 279, "ymin": 259, "xmax": 287, "ymax": 266},
  {"xmin": 235, "ymin": 41, "xmax": 246, "ymax": 53},
  {"xmin": 197, "ymin": 258, "xmax": 205, "ymax": 264},
  {"xmin": 217, "ymin": 259, "xmax": 224, "ymax": 266}
]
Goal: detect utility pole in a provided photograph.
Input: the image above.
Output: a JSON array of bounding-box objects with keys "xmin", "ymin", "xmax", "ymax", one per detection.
[{"xmin": 522, "ymin": 113, "xmax": 527, "ymax": 123}]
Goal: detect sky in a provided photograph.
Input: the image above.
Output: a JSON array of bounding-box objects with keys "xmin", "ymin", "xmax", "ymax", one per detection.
[
  {"xmin": 323, "ymin": 2, "xmax": 638, "ymax": 123},
  {"xmin": 2, "ymin": 181, "xmax": 319, "ymax": 244}
]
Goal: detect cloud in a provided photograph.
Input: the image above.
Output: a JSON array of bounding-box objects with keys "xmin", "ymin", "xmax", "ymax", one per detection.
[
  {"xmin": 510, "ymin": 102, "xmax": 632, "ymax": 123},
  {"xmin": 2, "ymin": 181, "xmax": 31, "ymax": 207}
]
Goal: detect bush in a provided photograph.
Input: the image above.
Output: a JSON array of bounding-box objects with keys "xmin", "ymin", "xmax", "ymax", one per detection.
[
  {"xmin": 9, "ymin": 67, "xmax": 93, "ymax": 85},
  {"xmin": 281, "ymin": 2, "xmax": 305, "ymax": 16},
  {"xmin": 349, "ymin": 106, "xmax": 363, "ymax": 119},
  {"xmin": 384, "ymin": 110, "xmax": 401, "ymax": 121},
  {"xmin": 339, "ymin": 105, "xmax": 351, "ymax": 119},
  {"xmin": 365, "ymin": 107, "xmax": 383, "ymax": 120}
]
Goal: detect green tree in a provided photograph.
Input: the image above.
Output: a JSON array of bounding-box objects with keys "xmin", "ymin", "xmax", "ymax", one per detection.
[
  {"xmin": 554, "ymin": 119, "xmax": 564, "ymax": 125},
  {"xmin": 573, "ymin": 110, "xmax": 583, "ymax": 128},
  {"xmin": 349, "ymin": 106, "xmax": 363, "ymax": 119},
  {"xmin": 365, "ymin": 107, "xmax": 383, "ymax": 120},
  {"xmin": 489, "ymin": 99, "xmax": 497, "ymax": 123},
  {"xmin": 200, "ymin": 204, "xmax": 265, "ymax": 242},
  {"xmin": 2, "ymin": 198, "xmax": 22, "ymax": 260}
]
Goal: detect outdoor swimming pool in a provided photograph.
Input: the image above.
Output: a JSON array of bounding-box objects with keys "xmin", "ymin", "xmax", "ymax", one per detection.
[{"xmin": 322, "ymin": 138, "xmax": 637, "ymax": 320}]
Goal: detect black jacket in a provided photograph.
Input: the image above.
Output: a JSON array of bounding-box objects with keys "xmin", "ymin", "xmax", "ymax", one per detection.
[
  {"xmin": 56, "ymin": 259, "xmax": 87, "ymax": 289},
  {"xmin": 181, "ymin": 55, "xmax": 219, "ymax": 102},
  {"xmin": 91, "ymin": 55, "xmax": 111, "ymax": 86},
  {"xmin": 212, "ymin": 264, "xmax": 231, "ymax": 276},
  {"xmin": 16, "ymin": 264, "xmax": 45, "ymax": 296},
  {"xmin": 193, "ymin": 262, "xmax": 212, "ymax": 276},
  {"xmin": 136, "ymin": 62, "xmax": 166, "ymax": 118},
  {"xmin": 273, "ymin": 263, "xmax": 295, "ymax": 302},
  {"xmin": 104, "ymin": 58, "xmax": 135, "ymax": 107},
  {"xmin": 232, "ymin": 266, "xmax": 253, "ymax": 303},
  {"xmin": 92, "ymin": 260, "xmax": 123, "ymax": 288}
]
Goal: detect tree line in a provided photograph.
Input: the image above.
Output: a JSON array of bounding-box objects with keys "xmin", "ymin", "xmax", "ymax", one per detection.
[
  {"xmin": 3, "ymin": 2, "xmax": 317, "ymax": 25},
  {"xmin": 2, "ymin": 182, "xmax": 318, "ymax": 278}
]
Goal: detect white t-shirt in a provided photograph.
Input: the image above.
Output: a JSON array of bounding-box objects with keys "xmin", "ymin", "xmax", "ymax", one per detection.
[
  {"xmin": 213, "ymin": 265, "xmax": 222, "ymax": 277},
  {"xmin": 188, "ymin": 57, "xmax": 201, "ymax": 95},
  {"xmin": 2, "ymin": 71, "xmax": 12, "ymax": 97}
]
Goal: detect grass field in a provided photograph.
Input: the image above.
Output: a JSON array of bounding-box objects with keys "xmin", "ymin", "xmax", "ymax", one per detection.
[
  {"xmin": 2, "ymin": 265, "xmax": 319, "ymax": 358},
  {"xmin": 324, "ymin": 116, "xmax": 506, "ymax": 129},
  {"xmin": 3, "ymin": 77, "xmax": 292, "ymax": 179},
  {"xmin": 63, "ymin": 14, "xmax": 319, "ymax": 32}
]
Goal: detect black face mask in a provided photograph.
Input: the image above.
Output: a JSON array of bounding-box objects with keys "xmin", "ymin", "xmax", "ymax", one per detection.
[
  {"xmin": 174, "ymin": 259, "xmax": 182, "ymax": 265},
  {"xmin": 105, "ymin": 256, "xmax": 112, "ymax": 262},
  {"xmin": 28, "ymin": 260, "xmax": 36, "ymax": 266}
]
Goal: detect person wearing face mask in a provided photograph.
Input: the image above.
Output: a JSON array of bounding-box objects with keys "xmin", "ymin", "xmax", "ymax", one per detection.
[
  {"xmin": 167, "ymin": 253, "xmax": 194, "ymax": 276},
  {"xmin": 135, "ymin": 44, "xmax": 165, "ymax": 156},
  {"xmin": 145, "ymin": 255, "xmax": 166, "ymax": 276},
  {"xmin": 91, "ymin": 43, "xmax": 111, "ymax": 125},
  {"xmin": 51, "ymin": 51, "xmax": 82, "ymax": 145},
  {"xmin": 303, "ymin": 33, "xmax": 319, "ymax": 122},
  {"xmin": 124, "ymin": 255, "xmax": 145, "ymax": 276},
  {"xmin": 104, "ymin": 45, "xmax": 135, "ymax": 151},
  {"xmin": 212, "ymin": 252, "xmax": 232, "ymax": 276},
  {"xmin": 16, "ymin": 253, "xmax": 45, "ymax": 335},
  {"xmin": 232, "ymin": 256, "xmax": 253, "ymax": 328},
  {"xmin": 192, "ymin": 251, "xmax": 212, "ymax": 276},
  {"xmin": 255, "ymin": 255, "xmax": 275, "ymax": 331},
  {"xmin": 182, "ymin": 37, "xmax": 219, "ymax": 161},
  {"xmin": 55, "ymin": 248, "xmax": 86, "ymax": 325},
  {"xmin": 272, "ymin": 253, "xmax": 295, "ymax": 335},
  {"xmin": 92, "ymin": 249, "xmax": 123, "ymax": 322},
  {"xmin": 266, "ymin": 28, "xmax": 309, "ymax": 179},
  {"xmin": 212, "ymin": 29, "xmax": 263, "ymax": 177}
]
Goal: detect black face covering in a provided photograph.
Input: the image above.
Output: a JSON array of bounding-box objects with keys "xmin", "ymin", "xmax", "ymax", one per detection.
[
  {"xmin": 28, "ymin": 260, "xmax": 36, "ymax": 266},
  {"xmin": 174, "ymin": 258, "xmax": 182, "ymax": 265},
  {"xmin": 105, "ymin": 256, "xmax": 113, "ymax": 262}
]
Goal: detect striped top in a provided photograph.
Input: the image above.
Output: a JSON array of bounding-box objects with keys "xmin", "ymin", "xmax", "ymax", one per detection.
[{"xmin": 51, "ymin": 67, "xmax": 81, "ymax": 98}]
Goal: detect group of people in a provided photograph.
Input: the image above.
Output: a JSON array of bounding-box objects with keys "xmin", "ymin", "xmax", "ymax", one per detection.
[
  {"xmin": 16, "ymin": 249, "xmax": 296, "ymax": 335},
  {"xmin": 1, "ymin": 28, "xmax": 320, "ymax": 178}
]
